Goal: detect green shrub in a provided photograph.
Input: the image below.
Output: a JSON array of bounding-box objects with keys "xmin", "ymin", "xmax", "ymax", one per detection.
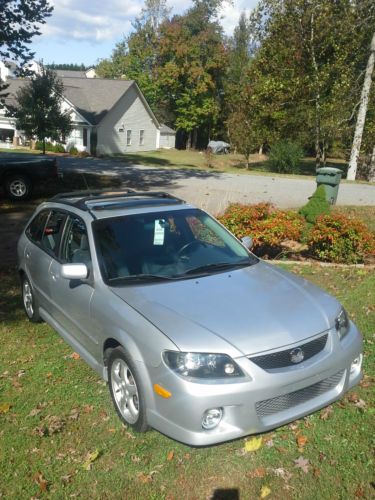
[
  {"xmin": 53, "ymin": 143, "xmax": 65, "ymax": 153},
  {"xmin": 307, "ymin": 213, "xmax": 375, "ymax": 263},
  {"xmin": 267, "ymin": 141, "xmax": 304, "ymax": 174},
  {"xmin": 299, "ymin": 185, "xmax": 330, "ymax": 225},
  {"xmin": 69, "ymin": 146, "xmax": 79, "ymax": 155},
  {"xmin": 218, "ymin": 203, "xmax": 306, "ymax": 257}
]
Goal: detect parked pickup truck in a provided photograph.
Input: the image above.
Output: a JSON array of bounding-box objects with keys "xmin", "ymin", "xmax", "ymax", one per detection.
[{"xmin": 0, "ymin": 155, "xmax": 59, "ymax": 200}]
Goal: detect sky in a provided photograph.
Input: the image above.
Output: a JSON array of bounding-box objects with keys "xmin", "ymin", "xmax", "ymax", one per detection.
[{"xmin": 31, "ymin": 0, "xmax": 259, "ymax": 67}]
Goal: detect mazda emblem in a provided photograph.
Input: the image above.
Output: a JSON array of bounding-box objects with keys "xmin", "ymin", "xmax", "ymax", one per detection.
[{"xmin": 290, "ymin": 347, "xmax": 304, "ymax": 364}]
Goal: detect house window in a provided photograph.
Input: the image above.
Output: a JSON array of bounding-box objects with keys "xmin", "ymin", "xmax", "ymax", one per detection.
[
  {"xmin": 83, "ymin": 128, "xmax": 88, "ymax": 147},
  {"xmin": 139, "ymin": 130, "xmax": 144, "ymax": 146},
  {"xmin": 126, "ymin": 130, "xmax": 132, "ymax": 146}
]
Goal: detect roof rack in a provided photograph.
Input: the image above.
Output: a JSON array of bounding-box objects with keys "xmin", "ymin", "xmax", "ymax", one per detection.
[{"xmin": 50, "ymin": 189, "xmax": 184, "ymax": 211}]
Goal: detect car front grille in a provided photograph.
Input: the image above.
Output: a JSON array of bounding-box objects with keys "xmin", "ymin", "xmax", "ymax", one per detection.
[
  {"xmin": 255, "ymin": 370, "xmax": 344, "ymax": 417},
  {"xmin": 249, "ymin": 333, "xmax": 328, "ymax": 370}
]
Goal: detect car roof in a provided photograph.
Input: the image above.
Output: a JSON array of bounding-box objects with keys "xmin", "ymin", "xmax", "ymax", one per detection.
[{"xmin": 48, "ymin": 189, "xmax": 189, "ymax": 218}]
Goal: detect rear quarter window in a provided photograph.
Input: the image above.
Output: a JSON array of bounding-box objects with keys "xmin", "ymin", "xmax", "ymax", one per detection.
[{"xmin": 26, "ymin": 210, "xmax": 50, "ymax": 244}]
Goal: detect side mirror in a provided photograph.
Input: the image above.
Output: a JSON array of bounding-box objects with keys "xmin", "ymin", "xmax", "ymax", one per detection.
[
  {"xmin": 61, "ymin": 263, "xmax": 88, "ymax": 280},
  {"xmin": 241, "ymin": 236, "xmax": 253, "ymax": 250}
]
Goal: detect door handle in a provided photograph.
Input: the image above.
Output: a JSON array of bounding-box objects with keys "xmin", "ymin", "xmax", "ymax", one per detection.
[
  {"xmin": 26, "ymin": 252, "xmax": 30, "ymax": 259},
  {"xmin": 50, "ymin": 273, "xmax": 57, "ymax": 281}
]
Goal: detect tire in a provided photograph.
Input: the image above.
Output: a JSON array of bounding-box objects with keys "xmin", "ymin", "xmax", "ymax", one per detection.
[
  {"xmin": 5, "ymin": 175, "xmax": 32, "ymax": 200},
  {"xmin": 21, "ymin": 275, "xmax": 41, "ymax": 322},
  {"xmin": 108, "ymin": 347, "xmax": 148, "ymax": 432}
]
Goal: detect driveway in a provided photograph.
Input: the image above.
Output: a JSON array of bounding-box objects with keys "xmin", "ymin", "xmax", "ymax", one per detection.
[{"xmin": 58, "ymin": 156, "xmax": 375, "ymax": 213}]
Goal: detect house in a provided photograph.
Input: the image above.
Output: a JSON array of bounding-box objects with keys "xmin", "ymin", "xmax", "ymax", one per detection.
[
  {"xmin": 160, "ymin": 124, "xmax": 176, "ymax": 149},
  {"xmin": 1, "ymin": 77, "xmax": 161, "ymax": 154}
]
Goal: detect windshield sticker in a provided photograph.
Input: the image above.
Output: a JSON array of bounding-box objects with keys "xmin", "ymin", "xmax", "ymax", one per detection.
[{"xmin": 154, "ymin": 219, "xmax": 165, "ymax": 245}]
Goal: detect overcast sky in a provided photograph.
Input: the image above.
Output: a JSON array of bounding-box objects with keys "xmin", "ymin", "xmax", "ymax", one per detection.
[{"xmin": 31, "ymin": 0, "xmax": 259, "ymax": 66}]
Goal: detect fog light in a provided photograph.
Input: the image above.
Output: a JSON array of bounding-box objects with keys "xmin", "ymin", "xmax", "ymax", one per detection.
[
  {"xmin": 202, "ymin": 408, "xmax": 223, "ymax": 430},
  {"xmin": 350, "ymin": 355, "xmax": 362, "ymax": 375}
]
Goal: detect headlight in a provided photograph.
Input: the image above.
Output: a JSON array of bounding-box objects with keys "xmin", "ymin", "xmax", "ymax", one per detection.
[
  {"xmin": 335, "ymin": 308, "xmax": 349, "ymax": 340},
  {"xmin": 163, "ymin": 351, "xmax": 244, "ymax": 378}
]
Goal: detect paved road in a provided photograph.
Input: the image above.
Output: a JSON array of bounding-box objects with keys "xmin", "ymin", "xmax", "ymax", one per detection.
[{"xmin": 58, "ymin": 156, "xmax": 375, "ymax": 213}]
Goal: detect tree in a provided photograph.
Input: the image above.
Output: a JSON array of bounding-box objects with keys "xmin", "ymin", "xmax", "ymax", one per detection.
[
  {"xmin": 0, "ymin": 0, "xmax": 53, "ymax": 97},
  {"xmin": 11, "ymin": 67, "xmax": 72, "ymax": 154},
  {"xmin": 347, "ymin": 31, "xmax": 375, "ymax": 180}
]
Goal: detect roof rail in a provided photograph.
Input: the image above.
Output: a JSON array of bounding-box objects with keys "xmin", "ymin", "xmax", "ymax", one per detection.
[{"xmin": 49, "ymin": 189, "xmax": 184, "ymax": 211}]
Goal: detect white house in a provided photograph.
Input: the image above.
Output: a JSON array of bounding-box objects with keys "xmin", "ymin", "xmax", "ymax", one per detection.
[
  {"xmin": 160, "ymin": 124, "xmax": 176, "ymax": 149},
  {"xmin": 1, "ymin": 77, "xmax": 161, "ymax": 154}
]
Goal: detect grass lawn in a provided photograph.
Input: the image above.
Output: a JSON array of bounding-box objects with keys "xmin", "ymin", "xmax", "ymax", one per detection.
[
  {"xmin": 0, "ymin": 264, "xmax": 373, "ymax": 499},
  {"xmin": 114, "ymin": 149, "xmax": 349, "ymax": 179}
]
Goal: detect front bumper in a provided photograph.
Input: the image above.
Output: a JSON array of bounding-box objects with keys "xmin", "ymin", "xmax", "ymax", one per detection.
[{"xmin": 146, "ymin": 322, "xmax": 363, "ymax": 446}]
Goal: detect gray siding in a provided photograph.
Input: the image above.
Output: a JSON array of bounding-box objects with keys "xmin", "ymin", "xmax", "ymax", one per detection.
[{"xmin": 96, "ymin": 85, "xmax": 159, "ymax": 154}]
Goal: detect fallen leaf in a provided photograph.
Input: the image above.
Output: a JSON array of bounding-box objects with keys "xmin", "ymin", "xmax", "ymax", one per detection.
[
  {"xmin": 167, "ymin": 451, "xmax": 174, "ymax": 461},
  {"xmin": 0, "ymin": 402, "xmax": 11, "ymax": 414},
  {"xmin": 294, "ymin": 456, "xmax": 310, "ymax": 473},
  {"xmin": 273, "ymin": 468, "xmax": 292, "ymax": 481},
  {"xmin": 61, "ymin": 474, "xmax": 73, "ymax": 484},
  {"xmin": 70, "ymin": 352, "xmax": 80, "ymax": 360},
  {"xmin": 83, "ymin": 404, "xmax": 94, "ymax": 413},
  {"xmin": 354, "ymin": 399, "xmax": 367, "ymax": 411},
  {"xmin": 320, "ymin": 406, "xmax": 333, "ymax": 420},
  {"xmin": 244, "ymin": 436, "xmax": 263, "ymax": 452},
  {"xmin": 260, "ymin": 485, "xmax": 271, "ymax": 498},
  {"xmin": 131, "ymin": 455, "xmax": 141, "ymax": 463},
  {"xmin": 33, "ymin": 471, "xmax": 48, "ymax": 492},
  {"xmin": 137, "ymin": 472, "xmax": 153, "ymax": 484},
  {"xmin": 265, "ymin": 439, "xmax": 274, "ymax": 448},
  {"xmin": 33, "ymin": 425, "xmax": 48, "ymax": 437},
  {"xmin": 46, "ymin": 415, "xmax": 65, "ymax": 435},
  {"xmin": 296, "ymin": 435, "xmax": 308, "ymax": 450},
  {"xmin": 69, "ymin": 408, "xmax": 80, "ymax": 421},
  {"xmin": 82, "ymin": 449, "xmax": 100, "ymax": 470},
  {"xmin": 247, "ymin": 467, "xmax": 266, "ymax": 478},
  {"xmin": 313, "ymin": 468, "xmax": 321, "ymax": 478},
  {"xmin": 347, "ymin": 392, "xmax": 359, "ymax": 403}
]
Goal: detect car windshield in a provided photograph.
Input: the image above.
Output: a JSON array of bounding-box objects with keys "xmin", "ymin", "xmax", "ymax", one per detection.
[{"xmin": 93, "ymin": 208, "xmax": 257, "ymax": 284}]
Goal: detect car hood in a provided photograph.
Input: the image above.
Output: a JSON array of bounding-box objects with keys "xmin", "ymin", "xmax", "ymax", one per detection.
[{"xmin": 110, "ymin": 262, "xmax": 340, "ymax": 357}]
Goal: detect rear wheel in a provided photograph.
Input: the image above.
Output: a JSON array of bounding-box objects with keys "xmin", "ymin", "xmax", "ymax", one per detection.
[
  {"xmin": 108, "ymin": 347, "xmax": 148, "ymax": 432},
  {"xmin": 5, "ymin": 175, "xmax": 32, "ymax": 200},
  {"xmin": 21, "ymin": 275, "xmax": 41, "ymax": 322}
]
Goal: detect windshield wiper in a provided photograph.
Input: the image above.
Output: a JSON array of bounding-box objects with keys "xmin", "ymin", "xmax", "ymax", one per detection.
[
  {"xmin": 109, "ymin": 273, "xmax": 181, "ymax": 284},
  {"xmin": 183, "ymin": 259, "xmax": 253, "ymax": 276}
]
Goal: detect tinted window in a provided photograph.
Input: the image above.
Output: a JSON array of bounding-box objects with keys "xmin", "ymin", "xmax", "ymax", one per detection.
[
  {"xmin": 26, "ymin": 210, "xmax": 50, "ymax": 243},
  {"xmin": 61, "ymin": 215, "xmax": 91, "ymax": 265},
  {"xmin": 41, "ymin": 211, "xmax": 66, "ymax": 257}
]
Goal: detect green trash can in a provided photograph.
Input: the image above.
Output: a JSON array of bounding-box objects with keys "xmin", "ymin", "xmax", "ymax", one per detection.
[{"xmin": 316, "ymin": 167, "xmax": 343, "ymax": 205}]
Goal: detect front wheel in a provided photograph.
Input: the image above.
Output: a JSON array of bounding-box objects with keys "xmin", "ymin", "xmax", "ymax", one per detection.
[
  {"xmin": 108, "ymin": 347, "xmax": 148, "ymax": 432},
  {"xmin": 5, "ymin": 175, "xmax": 32, "ymax": 200}
]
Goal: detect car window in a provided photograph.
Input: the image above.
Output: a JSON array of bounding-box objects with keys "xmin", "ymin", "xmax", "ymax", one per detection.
[
  {"xmin": 61, "ymin": 215, "xmax": 91, "ymax": 265},
  {"xmin": 41, "ymin": 210, "xmax": 66, "ymax": 257},
  {"xmin": 26, "ymin": 210, "xmax": 50, "ymax": 244}
]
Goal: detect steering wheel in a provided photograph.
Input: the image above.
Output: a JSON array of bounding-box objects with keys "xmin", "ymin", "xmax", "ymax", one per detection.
[{"xmin": 177, "ymin": 240, "xmax": 205, "ymax": 259}]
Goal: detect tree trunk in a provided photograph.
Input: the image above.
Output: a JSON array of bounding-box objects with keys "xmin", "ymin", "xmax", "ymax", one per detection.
[
  {"xmin": 310, "ymin": 11, "xmax": 322, "ymax": 169},
  {"xmin": 347, "ymin": 31, "xmax": 375, "ymax": 180},
  {"xmin": 192, "ymin": 128, "xmax": 198, "ymax": 149},
  {"xmin": 369, "ymin": 145, "xmax": 375, "ymax": 182},
  {"xmin": 186, "ymin": 131, "xmax": 192, "ymax": 150},
  {"xmin": 42, "ymin": 138, "xmax": 46, "ymax": 155},
  {"xmin": 258, "ymin": 144, "xmax": 264, "ymax": 155}
]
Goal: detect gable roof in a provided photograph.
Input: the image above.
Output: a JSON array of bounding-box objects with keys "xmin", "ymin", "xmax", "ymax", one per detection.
[
  {"xmin": 3, "ymin": 78, "xmax": 160, "ymax": 128},
  {"xmin": 55, "ymin": 69, "xmax": 86, "ymax": 78},
  {"xmin": 160, "ymin": 124, "xmax": 175, "ymax": 134}
]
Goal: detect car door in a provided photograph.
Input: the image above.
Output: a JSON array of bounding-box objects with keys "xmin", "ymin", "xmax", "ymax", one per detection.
[
  {"xmin": 48, "ymin": 213, "xmax": 98, "ymax": 356},
  {"xmin": 24, "ymin": 209, "xmax": 65, "ymax": 313}
]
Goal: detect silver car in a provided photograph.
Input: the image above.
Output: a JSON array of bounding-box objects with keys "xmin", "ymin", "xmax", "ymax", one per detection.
[{"xmin": 17, "ymin": 190, "xmax": 363, "ymax": 446}]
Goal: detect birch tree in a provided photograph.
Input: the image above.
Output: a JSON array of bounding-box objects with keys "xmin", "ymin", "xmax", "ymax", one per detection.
[{"xmin": 347, "ymin": 31, "xmax": 375, "ymax": 180}]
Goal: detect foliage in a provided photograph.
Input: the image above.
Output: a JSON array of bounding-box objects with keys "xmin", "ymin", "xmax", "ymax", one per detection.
[
  {"xmin": 267, "ymin": 141, "xmax": 304, "ymax": 174},
  {"xmin": 299, "ymin": 185, "xmax": 331, "ymax": 225},
  {"xmin": 10, "ymin": 66, "xmax": 72, "ymax": 154},
  {"xmin": 35, "ymin": 141, "xmax": 65, "ymax": 153},
  {"xmin": 69, "ymin": 146, "xmax": 79, "ymax": 155},
  {"xmin": 0, "ymin": 0, "xmax": 53, "ymax": 98},
  {"xmin": 46, "ymin": 63, "xmax": 88, "ymax": 71},
  {"xmin": 307, "ymin": 213, "xmax": 375, "ymax": 263},
  {"xmin": 218, "ymin": 203, "xmax": 306, "ymax": 257}
]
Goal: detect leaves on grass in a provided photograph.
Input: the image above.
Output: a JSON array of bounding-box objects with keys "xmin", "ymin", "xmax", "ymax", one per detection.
[
  {"xmin": 359, "ymin": 376, "xmax": 373, "ymax": 389},
  {"xmin": 33, "ymin": 471, "xmax": 48, "ymax": 492},
  {"xmin": 137, "ymin": 472, "xmax": 153, "ymax": 484},
  {"xmin": 247, "ymin": 467, "xmax": 266, "ymax": 478},
  {"xmin": 244, "ymin": 436, "xmax": 263, "ymax": 453},
  {"xmin": 347, "ymin": 393, "xmax": 367, "ymax": 412},
  {"xmin": 260, "ymin": 485, "xmax": 271, "ymax": 498},
  {"xmin": 296, "ymin": 434, "xmax": 308, "ymax": 451},
  {"xmin": 0, "ymin": 402, "xmax": 11, "ymax": 414},
  {"xmin": 294, "ymin": 456, "xmax": 310, "ymax": 473},
  {"xmin": 82, "ymin": 449, "xmax": 100, "ymax": 470},
  {"xmin": 82, "ymin": 404, "xmax": 94, "ymax": 413},
  {"xmin": 167, "ymin": 451, "xmax": 174, "ymax": 461},
  {"xmin": 69, "ymin": 408, "xmax": 80, "ymax": 421},
  {"xmin": 320, "ymin": 405, "xmax": 333, "ymax": 420},
  {"xmin": 70, "ymin": 352, "xmax": 80, "ymax": 360},
  {"xmin": 28, "ymin": 402, "xmax": 47, "ymax": 417},
  {"xmin": 33, "ymin": 415, "xmax": 65, "ymax": 437},
  {"xmin": 273, "ymin": 468, "xmax": 292, "ymax": 481}
]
